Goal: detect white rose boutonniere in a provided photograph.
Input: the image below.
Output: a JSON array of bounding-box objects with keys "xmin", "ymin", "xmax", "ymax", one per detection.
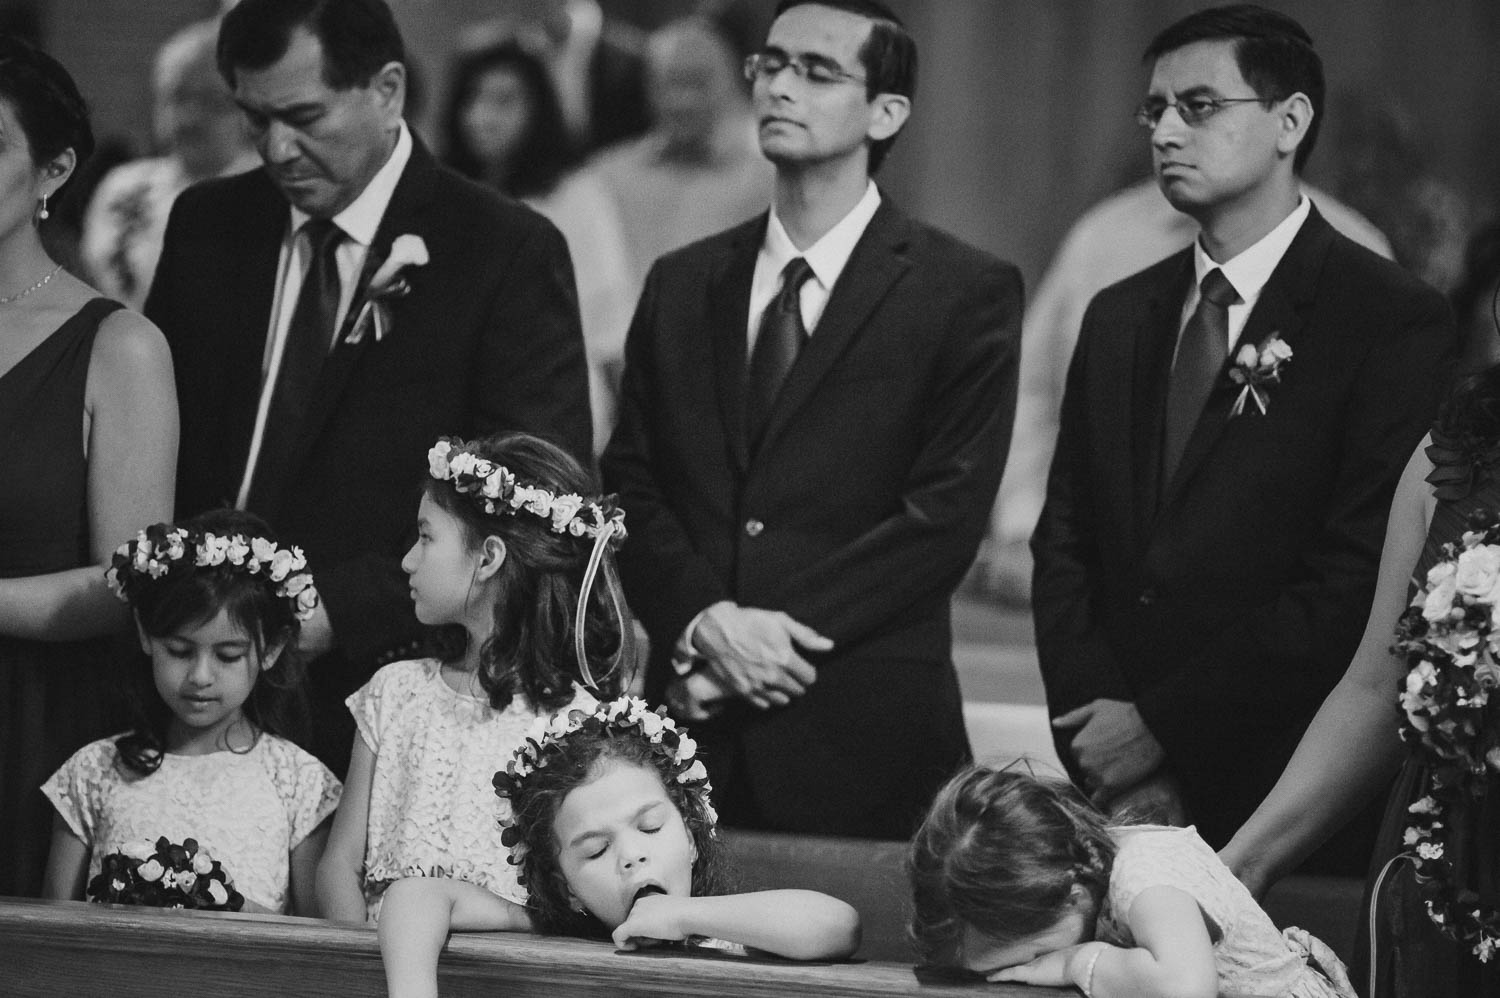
[
  {"xmin": 1227, "ymin": 330, "xmax": 1293, "ymax": 417},
  {"xmin": 343, "ymin": 233, "xmax": 429, "ymax": 346}
]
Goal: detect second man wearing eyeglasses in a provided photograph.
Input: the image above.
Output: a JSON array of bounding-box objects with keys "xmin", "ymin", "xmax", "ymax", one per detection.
[
  {"xmin": 602, "ymin": 0, "xmax": 1021, "ymax": 839},
  {"xmin": 1031, "ymin": 4, "xmax": 1453, "ymax": 871}
]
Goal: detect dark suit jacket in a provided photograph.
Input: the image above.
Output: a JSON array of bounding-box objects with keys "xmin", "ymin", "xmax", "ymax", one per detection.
[
  {"xmin": 601, "ymin": 200, "xmax": 1022, "ymax": 839},
  {"xmin": 1031, "ymin": 207, "xmax": 1455, "ymax": 850},
  {"xmin": 146, "ymin": 137, "xmax": 591, "ymax": 767}
]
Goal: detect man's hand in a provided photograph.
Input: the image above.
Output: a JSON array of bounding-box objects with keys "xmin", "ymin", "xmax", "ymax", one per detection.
[
  {"xmin": 1104, "ymin": 771, "xmax": 1189, "ymax": 825},
  {"xmin": 1052, "ymin": 698, "xmax": 1165, "ymax": 805},
  {"xmin": 693, "ymin": 602, "xmax": 833, "ymax": 710},
  {"xmin": 297, "ymin": 600, "xmax": 335, "ymax": 659}
]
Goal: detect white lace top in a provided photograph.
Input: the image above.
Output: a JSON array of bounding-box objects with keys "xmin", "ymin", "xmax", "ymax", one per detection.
[
  {"xmin": 348, "ymin": 658, "xmax": 595, "ymax": 920},
  {"xmin": 1096, "ymin": 825, "xmax": 1355, "ymax": 998},
  {"xmin": 42, "ymin": 733, "xmax": 341, "ymax": 913}
]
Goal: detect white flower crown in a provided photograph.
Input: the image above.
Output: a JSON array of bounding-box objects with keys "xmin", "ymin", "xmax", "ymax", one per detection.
[
  {"xmin": 427, "ymin": 438, "xmax": 626, "ymax": 543},
  {"xmin": 106, "ymin": 524, "xmax": 319, "ymax": 621},
  {"xmin": 493, "ymin": 696, "xmax": 717, "ymax": 869}
]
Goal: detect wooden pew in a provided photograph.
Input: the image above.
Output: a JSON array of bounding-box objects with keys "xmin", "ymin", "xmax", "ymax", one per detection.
[{"xmin": 0, "ymin": 898, "xmax": 1023, "ymax": 997}]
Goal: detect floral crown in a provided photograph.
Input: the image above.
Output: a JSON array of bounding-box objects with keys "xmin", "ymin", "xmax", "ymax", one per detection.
[
  {"xmin": 106, "ymin": 523, "xmax": 320, "ymax": 622},
  {"xmin": 427, "ymin": 438, "xmax": 626, "ymax": 544},
  {"xmin": 492, "ymin": 697, "xmax": 716, "ymax": 871}
]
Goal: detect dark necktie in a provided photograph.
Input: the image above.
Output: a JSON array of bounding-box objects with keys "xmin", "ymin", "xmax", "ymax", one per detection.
[
  {"xmin": 247, "ymin": 218, "xmax": 343, "ymax": 512},
  {"xmin": 746, "ymin": 257, "xmax": 814, "ymax": 448},
  {"xmin": 1162, "ymin": 267, "xmax": 1239, "ymax": 483}
]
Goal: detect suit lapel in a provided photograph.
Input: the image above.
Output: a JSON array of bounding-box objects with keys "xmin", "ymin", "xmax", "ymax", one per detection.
[
  {"xmin": 1158, "ymin": 207, "xmax": 1335, "ymax": 511},
  {"xmin": 221, "ymin": 177, "xmax": 288, "ymax": 489},
  {"xmin": 708, "ymin": 216, "xmax": 766, "ymax": 475},
  {"xmin": 260, "ymin": 139, "xmax": 439, "ymax": 515},
  {"xmin": 1132, "ymin": 253, "xmax": 1192, "ymax": 536},
  {"xmin": 756, "ymin": 201, "xmax": 911, "ymax": 456}
]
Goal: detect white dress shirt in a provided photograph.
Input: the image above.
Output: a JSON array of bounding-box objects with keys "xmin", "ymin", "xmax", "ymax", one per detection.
[
  {"xmin": 236, "ymin": 123, "xmax": 413, "ymax": 508},
  {"xmin": 746, "ymin": 179, "xmax": 882, "ymax": 346},
  {"xmin": 1181, "ymin": 195, "xmax": 1311, "ymax": 354}
]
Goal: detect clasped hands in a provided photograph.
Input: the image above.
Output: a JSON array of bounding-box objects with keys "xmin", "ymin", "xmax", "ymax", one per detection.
[
  {"xmin": 1054, "ymin": 698, "xmax": 1186, "ymax": 823},
  {"xmin": 668, "ymin": 601, "xmax": 833, "ymax": 717}
]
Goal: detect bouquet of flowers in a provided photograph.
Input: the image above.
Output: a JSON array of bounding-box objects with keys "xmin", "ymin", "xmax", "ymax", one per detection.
[
  {"xmin": 1393, "ymin": 507, "xmax": 1500, "ymax": 961},
  {"xmin": 86, "ymin": 837, "xmax": 243, "ymax": 911}
]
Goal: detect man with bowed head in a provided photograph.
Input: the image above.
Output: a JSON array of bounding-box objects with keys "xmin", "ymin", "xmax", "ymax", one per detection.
[
  {"xmin": 1031, "ymin": 4, "xmax": 1453, "ymax": 868},
  {"xmin": 146, "ymin": 0, "xmax": 591, "ymax": 775},
  {"xmin": 603, "ymin": 0, "xmax": 1021, "ymax": 839}
]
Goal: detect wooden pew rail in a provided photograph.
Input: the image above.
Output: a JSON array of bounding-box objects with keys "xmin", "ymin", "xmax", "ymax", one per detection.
[{"xmin": 0, "ymin": 897, "xmax": 1015, "ymax": 998}]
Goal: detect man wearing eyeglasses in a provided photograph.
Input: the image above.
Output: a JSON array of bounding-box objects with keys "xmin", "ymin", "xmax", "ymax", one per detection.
[
  {"xmin": 1032, "ymin": 4, "xmax": 1453, "ymax": 872},
  {"xmin": 602, "ymin": 0, "xmax": 1021, "ymax": 839}
]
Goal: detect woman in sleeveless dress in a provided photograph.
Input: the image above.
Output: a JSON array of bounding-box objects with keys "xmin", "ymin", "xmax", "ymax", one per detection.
[
  {"xmin": 1223, "ymin": 224, "xmax": 1500, "ymax": 997},
  {"xmin": 0, "ymin": 36, "xmax": 177, "ymax": 896}
]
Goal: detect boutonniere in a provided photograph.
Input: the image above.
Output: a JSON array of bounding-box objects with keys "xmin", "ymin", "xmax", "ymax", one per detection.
[
  {"xmin": 1227, "ymin": 331, "xmax": 1293, "ymax": 417},
  {"xmin": 343, "ymin": 233, "xmax": 428, "ymax": 346}
]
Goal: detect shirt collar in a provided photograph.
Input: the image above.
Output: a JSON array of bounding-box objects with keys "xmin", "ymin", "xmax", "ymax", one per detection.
[
  {"xmin": 1193, "ymin": 195, "xmax": 1310, "ymax": 300},
  {"xmin": 764, "ymin": 180, "xmax": 882, "ymax": 290},
  {"xmin": 288, "ymin": 121, "xmax": 412, "ymax": 247}
]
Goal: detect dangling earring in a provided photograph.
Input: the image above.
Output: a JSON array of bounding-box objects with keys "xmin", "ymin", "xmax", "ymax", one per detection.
[{"xmin": 36, "ymin": 193, "xmax": 48, "ymax": 221}]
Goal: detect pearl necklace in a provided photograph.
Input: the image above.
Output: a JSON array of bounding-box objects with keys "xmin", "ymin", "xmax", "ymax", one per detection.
[{"xmin": 0, "ymin": 262, "xmax": 63, "ymax": 305}]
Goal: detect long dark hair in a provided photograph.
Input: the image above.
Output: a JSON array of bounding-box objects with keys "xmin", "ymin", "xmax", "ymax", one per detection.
[
  {"xmin": 504, "ymin": 725, "xmax": 729, "ymax": 937},
  {"xmin": 907, "ymin": 766, "xmax": 1115, "ymax": 966},
  {"xmin": 115, "ymin": 509, "xmax": 311, "ymax": 776},
  {"xmin": 441, "ymin": 39, "xmax": 577, "ymax": 198},
  {"xmin": 424, "ymin": 432, "xmax": 629, "ymax": 714}
]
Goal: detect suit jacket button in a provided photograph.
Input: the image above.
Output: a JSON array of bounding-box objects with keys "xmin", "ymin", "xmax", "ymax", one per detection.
[
  {"xmin": 744, "ymin": 518, "xmax": 764, "ymax": 537},
  {"xmin": 1138, "ymin": 588, "xmax": 1158, "ymax": 606}
]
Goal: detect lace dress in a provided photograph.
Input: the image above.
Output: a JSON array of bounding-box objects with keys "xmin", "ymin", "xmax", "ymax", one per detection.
[
  {"xmin": 1354, "ymin": 431, "xmax": 1500, "ymax": 997},
  {"xmin": 1096, "ymin": 825, "xmax": 1355, "ymax": 998},
  {"xmin": 348, "ymin": 659, "xmax": 595, "ymax": 920},
  {"xmin": 42, "ymin": 733, "xmax": 341, "ymax": 912}
]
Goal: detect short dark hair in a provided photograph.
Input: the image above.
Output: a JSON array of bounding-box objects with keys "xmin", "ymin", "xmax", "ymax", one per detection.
[
  {"xmin": 1144, "ymin": 4, "xmax": 1323, "ymax": 172},
  {"xmin": 441, "ymin": 40, "xmax": 578, "ymax": 198},
  {"xmin": 217, "ymin": 0, "xmax": 405, "ymax": 91},
  {"xmin": 772, "ymin": 0, "xmax": 916, "ymax": 174},
  {"xmin": 0, "ymin": 34, "xmax": 93, "ymax": 175}
]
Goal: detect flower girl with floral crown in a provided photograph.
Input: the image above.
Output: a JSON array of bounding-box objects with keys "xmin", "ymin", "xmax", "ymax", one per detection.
[
  {"xmin": 377, "ymin": 696, "xmax": 862, "ymax": 998},
  {"xmin": 41, "ymin": 509, "xmax": 341, "ymax": 915},
  {"xmin": 316, "ymin": 433, "xmax": 629, "ymax": 922},
  {"xmin": 907, "ymin": 766, "xmax": 1356, "ymax": 998}
]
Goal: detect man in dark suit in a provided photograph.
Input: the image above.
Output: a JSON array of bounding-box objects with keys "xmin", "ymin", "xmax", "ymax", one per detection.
[
  {"xmin": 146, "ymin": 0, "xmax": 591, "ymax": 774},
  {"xmin": 1031, "ymin": 4, "xmax": 1454, "ymax": 864},
  {"xmin": 601, "ymin": 0, "xmax": 1022, "ymax": 840}
]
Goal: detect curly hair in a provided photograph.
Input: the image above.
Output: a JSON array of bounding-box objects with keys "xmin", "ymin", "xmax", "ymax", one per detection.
[
  {"xmin": 907, "ymin": 766, "xmax": 1115, "ymax": 966},
  {"xmin": 423, "ymin": 432, "xmax": 629, "ymax": 715},
  {"xmin": 116, "ymin": 508, "xmax": 312, "ymax": 776},
  {"xmin": 503, "ymin": 725, "xmax": 729, "ymax": 938}
]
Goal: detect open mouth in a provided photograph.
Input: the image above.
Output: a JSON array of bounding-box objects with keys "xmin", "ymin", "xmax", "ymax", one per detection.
[{"xmin": 631, "ymin": 884, "xmax": 667, "ymax": 905}]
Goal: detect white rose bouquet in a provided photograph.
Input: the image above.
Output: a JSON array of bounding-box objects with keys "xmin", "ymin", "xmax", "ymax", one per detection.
[
  {"xmin": 1393, "ymin": 509, "xmax": 1500, "ymax": 961},
  {"xmin": 86, "ymin": 837, "xmax": 243, "ymax": 911}
]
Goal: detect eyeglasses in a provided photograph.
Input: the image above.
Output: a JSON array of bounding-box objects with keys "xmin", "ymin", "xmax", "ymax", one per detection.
[
  {"xmin": 743, "ymin": 51, "xmax": 867, "ymax": 87},
  {"xmin": 1134, "ymin": 95, "xmax": 1266, "ymax": 129}
]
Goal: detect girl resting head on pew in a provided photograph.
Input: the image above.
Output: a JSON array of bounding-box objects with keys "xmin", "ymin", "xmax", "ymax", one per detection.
[
  {"xmin": 906, "ymin": 766, "xmax": 1356, "ymax": 998},
  {"xmin": 316, "ymin": 433, "xmax": 626, "ymax": 922},
  {"xmin": 41, "ymin": 509, "xmax": 341, "ymax": 915},
  {"xmin": 378, "ymin": 697, "xmax": 862, "ymax": 997}
]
